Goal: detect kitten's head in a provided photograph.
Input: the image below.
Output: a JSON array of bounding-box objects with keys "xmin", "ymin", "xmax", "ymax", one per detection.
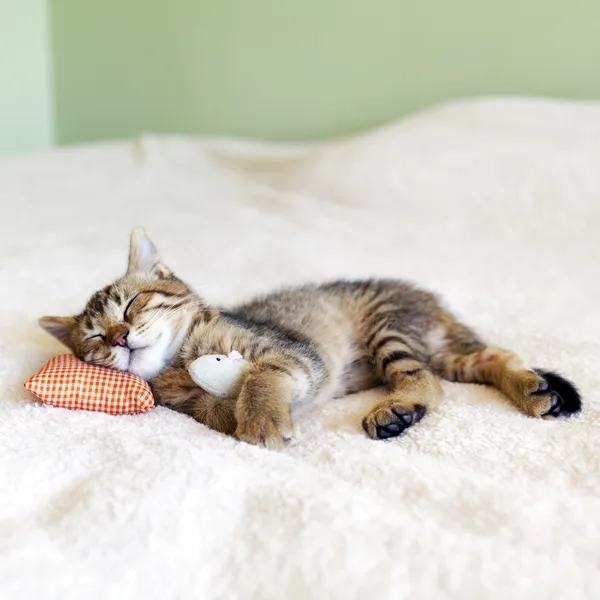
[{"xmin": 40, "ymin": 229, "xmax": 200, "ymax": 380}]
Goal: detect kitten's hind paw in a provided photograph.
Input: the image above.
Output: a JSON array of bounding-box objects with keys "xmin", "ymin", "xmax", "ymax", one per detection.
[
  {"xmin": 532, "ymin": 369, "xmax": 582, "ymax": 417},
  {"xmin": 362, "ymin": 400, "xmax": 427, "ymax": 440}
]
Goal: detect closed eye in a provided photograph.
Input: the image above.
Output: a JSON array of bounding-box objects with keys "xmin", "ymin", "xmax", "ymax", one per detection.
[
  {"xmin": 123, "ymin": 293, "xmax": 141, "ymax": 321},
  {"xmin": 85, "ymin": 334, "xmax": 106, "ymax": 342},
  {"xmin": 123, "ymin": 289, "xmax": 181, "ymax": 322}
]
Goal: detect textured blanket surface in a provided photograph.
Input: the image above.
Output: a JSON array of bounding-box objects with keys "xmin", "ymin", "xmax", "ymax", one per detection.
[{"xmin": 1, "ymin": 98, "xmax": 599, "ymax": 600}]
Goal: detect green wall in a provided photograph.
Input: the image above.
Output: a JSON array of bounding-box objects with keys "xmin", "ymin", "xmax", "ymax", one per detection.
[
  {"xmin": 2, "ymin": 0, "xmax": 599, "ymax": 152},
  {"xmin": 0, "ymin": 0, "xmax": 53, "ymax": 153},
  {"xmin": 50, "ymin": 0, "xmax": 600, "ymax": 145}
]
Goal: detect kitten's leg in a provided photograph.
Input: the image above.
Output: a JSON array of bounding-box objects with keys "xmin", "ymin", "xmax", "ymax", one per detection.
[
  {"xmin": 150, "ymin": 368, "xmax": 237, "ymax": 435},
  {"xmin": 430, "ymin": 317, "xmax": 582, "ymax": 418},
  {"xmin": 234, "ymin": 351, "xmax": 319, "ymax": 449},
  {"xmin": 362, "ymin": 331, "xmax": 444, "ymax": 440}
]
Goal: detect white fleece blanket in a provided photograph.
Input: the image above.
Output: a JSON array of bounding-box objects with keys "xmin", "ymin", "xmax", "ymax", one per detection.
[{"xmin": 1, "ymin": 98, "xmax": 600, "ymax": 600}]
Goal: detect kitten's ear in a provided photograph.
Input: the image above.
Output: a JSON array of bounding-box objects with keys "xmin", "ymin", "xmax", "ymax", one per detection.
[
  {"xmin": 127, "ymin": 228, "xmax": 172, "ymax": 278},
  {"xmin": 39, "ymin": 316, "xmax": 78, "ymax": 350}
]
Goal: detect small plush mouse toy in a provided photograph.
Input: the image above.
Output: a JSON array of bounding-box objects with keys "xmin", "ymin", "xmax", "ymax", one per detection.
[{"xmin": 188, "ymin": 351, "xmax": 250, "ymax": 399}]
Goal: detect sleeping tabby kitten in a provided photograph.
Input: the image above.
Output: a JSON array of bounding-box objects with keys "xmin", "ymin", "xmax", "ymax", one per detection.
[{"xmin": 40, "ymin": 229, "xmax": 581, "ymax": 447}]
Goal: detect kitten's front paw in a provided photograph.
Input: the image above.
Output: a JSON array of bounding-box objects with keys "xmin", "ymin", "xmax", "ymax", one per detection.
[{"xmin": 235, "ymin": 408, "xmax": 293, "ymax": 450}]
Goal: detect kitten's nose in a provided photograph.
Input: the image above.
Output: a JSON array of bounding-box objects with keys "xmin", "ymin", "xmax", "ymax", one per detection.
[
  {"xmin": 109, "ymin": 324, "xmax": 130, "ymax": 348},
  {"xmin": 114, "ymin": 331, "xmax": 129, "ymax": 348}
]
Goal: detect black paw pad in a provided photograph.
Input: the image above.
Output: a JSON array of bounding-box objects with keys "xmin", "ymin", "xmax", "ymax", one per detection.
[
  {"xmin": 376, "ymin": 423, "xmax": 402, "ymax": 439},
  {"xmin": 533, "ymin": 369, "xmax": 582, "ymax": 416},
  {"xmin": 529, "ymin": 381, "xmax": 549, "ymax": 396},
  {"xmin": 391, "ymin": 408, "xmax": 413, "ymax": 425},
  {"xmin": 546, "ymin": 393, "xmax": 561, "ymax": 416}
]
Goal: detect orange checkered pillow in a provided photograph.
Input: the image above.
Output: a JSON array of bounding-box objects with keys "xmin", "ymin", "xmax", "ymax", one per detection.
[{"xmin": 25, "ymin": 354, "xmax": 154, "ymax": 414}]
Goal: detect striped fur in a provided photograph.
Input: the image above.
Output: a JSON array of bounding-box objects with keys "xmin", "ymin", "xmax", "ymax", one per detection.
[{"xmin": 40, "ymin": 230, "xmax": 582, "ymax": 448}]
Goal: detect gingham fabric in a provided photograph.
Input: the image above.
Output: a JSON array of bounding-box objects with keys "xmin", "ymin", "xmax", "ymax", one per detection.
[{"xmin": 25, "ymin": 354, "xmax": 154, "ymax": 414}]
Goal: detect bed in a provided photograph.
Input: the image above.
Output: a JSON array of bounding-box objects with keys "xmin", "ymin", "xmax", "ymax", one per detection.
[{"xmin": 2, "ymin": 98, "xmax": 599, "ymax": 599}]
